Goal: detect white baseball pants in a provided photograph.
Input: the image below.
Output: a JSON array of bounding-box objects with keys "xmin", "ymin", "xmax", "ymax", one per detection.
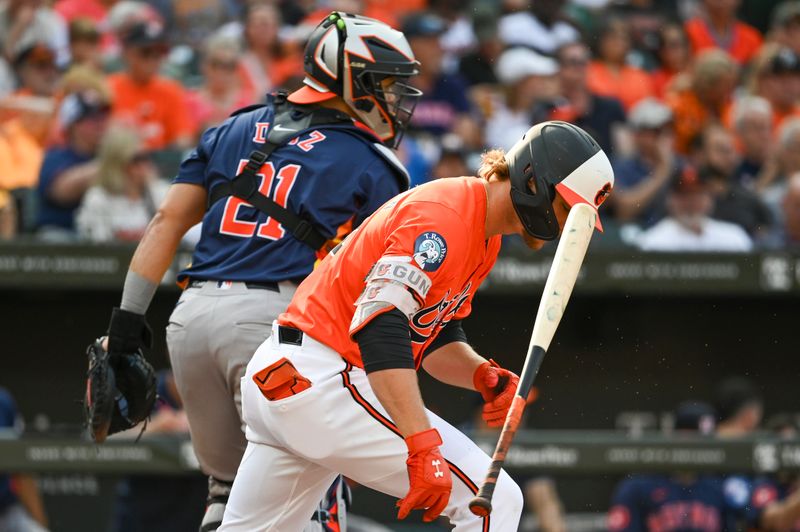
[{"xmin": 219, "ymin": 323, "xmax": 523, "ymax": 531}]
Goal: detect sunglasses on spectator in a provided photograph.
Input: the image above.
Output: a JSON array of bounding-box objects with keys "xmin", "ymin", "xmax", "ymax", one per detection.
[
  {"xmin": 208, "ymin": 58, "xmax": 238, "ymax": 70},
  {"xmin": 129, "ymin": 152, "xmax": 152, "ymax": 164},
  {"xmin": 136, "ymin": 46, "xmax": 166, "ymax": 59},
  {"xmin": 561, "ymin": 57, "xmax": 588, "ymax": 67}
]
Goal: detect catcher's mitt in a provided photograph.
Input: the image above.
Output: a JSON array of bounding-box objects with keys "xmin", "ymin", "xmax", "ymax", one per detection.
[{"xmin": 84, "ymin": 339, "xmax": 156, "ymax": 443}]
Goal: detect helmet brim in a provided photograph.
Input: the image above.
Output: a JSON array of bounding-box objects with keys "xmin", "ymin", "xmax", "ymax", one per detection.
[
  {"xmin": 287, "ymin": 85, "xmax": 337, "ymax": 104},
  {"xmin": 554, "ymin": 182, "xmax": 604, "ymax": 232}
]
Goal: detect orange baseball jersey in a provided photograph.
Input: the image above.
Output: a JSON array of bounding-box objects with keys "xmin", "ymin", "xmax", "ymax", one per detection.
[{"xmin": 279, "ymin": 176, "xmax": 502, "ymax": 369}]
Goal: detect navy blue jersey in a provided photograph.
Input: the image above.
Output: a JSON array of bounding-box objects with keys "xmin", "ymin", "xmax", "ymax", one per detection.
[
  {"xmin": 175, "ymin": 97, "xmax": 407, "ymax": 283},
  {"xmin": 608, "ymin": 475, "xmax": 741, "ymax": 532},
  {"xmin": 724, "ymin": 475, "xmax": 800, "ymax": 531}
]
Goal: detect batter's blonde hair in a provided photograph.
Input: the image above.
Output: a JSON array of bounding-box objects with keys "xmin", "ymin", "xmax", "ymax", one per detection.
[{"xmin": 478, "ymin": 149, "xmax": 510, "ymax": 181}]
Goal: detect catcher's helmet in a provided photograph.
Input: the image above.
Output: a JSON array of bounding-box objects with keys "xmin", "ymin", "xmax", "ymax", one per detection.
[
  {"xmin": 288, "ymin": 12, "xmax": 421, "ymax": 148},
  {"xmin": 505, "ymin": 121, "xmax": 614, "ymax": 240}
]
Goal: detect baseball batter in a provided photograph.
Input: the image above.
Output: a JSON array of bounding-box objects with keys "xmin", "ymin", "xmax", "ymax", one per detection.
[
  {"xmin": 98, "ymin": 12, "xmax": 421, "ymax": 531},
  {"xmin": 219, "ymin": 121, "xmax": 615, "ymax": 530}
]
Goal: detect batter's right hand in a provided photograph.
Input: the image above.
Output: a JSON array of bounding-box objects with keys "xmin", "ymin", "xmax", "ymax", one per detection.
[{"xmin": 397, "ymin": 428, "xmax": 452, "ymax": 522}]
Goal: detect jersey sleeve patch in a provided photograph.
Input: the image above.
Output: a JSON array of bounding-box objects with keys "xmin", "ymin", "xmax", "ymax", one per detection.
[
  {"xmin": 349, "ymin": 257, "xmax": 432, "ymax": 336},
  {"xmin": 413, "ymin": 232, "xmax": 448, "ymax": 272}
]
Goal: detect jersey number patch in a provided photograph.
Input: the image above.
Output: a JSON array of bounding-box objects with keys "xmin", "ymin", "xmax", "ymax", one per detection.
[{"xmin": 219, "ymin": 160, "xmax": 300, "ymax": 240}]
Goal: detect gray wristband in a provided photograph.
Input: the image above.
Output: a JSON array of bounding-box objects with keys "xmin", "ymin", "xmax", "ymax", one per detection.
[{"xmin": 120, "ymin": 270, "xmax": 158, "ymax": 315}]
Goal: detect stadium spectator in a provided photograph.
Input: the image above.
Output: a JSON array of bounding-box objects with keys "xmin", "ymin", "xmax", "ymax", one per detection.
[
  {"xmin": 0, "ymin": 0, "xmax": 69, "ymax": 67},
  {"xmin": 731, "ymin": 96, "xmax": 773, "ymax": 188},
  {"xmin": 238, "ymin": 2, "xmax": 303, "ymax": 98},
  {"xmin": 430, "ymin": 134, "xmax": 469, "ymax": 179},
  {"xmin": 697, "ymin": 124, "xmax": 773, "ymax": 239},
  {"xmin": 0, "ymin": 95, "xmax": 53, "ymax": 192},
  {"xmin": 11, "ymin": 42, "xmax": 60, "ymax": 98},
  {"xmin": 773, "ymin": 172, "xmax": 800, "ymax": 247},
  {"xmin": 748, "ymin": 45, "xmax": 800, "ymax": 133},
  {"xmin": 651, "ymin": 23, "xmax": 692, "ymax": 99},
  {"xmin": 430, "ymin": 0, "xmax": 478, "ymax": 60},
  {"xmin": 667, "ymin": 49, "xmax": 738, "ymax": 154},
  {"xmin": 611, "ymin": 98, "xmax": 676, "ymax": 227},
  {"xmin": 457, "ymin": 9, "xmax": 502, "ymax": 87},
  {"xmin": 107, "ymin": 20, "xmax": 194, "ymax": 150},
  {"xmin": 537, "ymin": 41, "xmax": 627, "ymax": 156},
  {"xmin": 0, "ymin": 387, "xmax": 48, "ymax": 531},
  {"xmin": 404, "ymin": 12, "xmax": 480, "ymax": 148},
  {"xmin": 186, "ymin": 34, "xmax": 254, "ymax": 134},
  {"xmin": 498, "ymin": 0, "xmax": 580, "ymax": 57},
  {"xmin": 35, "ymin": 89, "xmax": 109, "ymax": 239},
  {"xmin": 54, "ymin": 0, "xmax": 110, "ymax": 27},
  {"xmin": 713, "ymin": 376, "xmax": 763, "ymax": 437},
  {"xmin": 684, "ymin": 0, "xmax": 763, "ymax": 65},
  {"xmin": 67, "ymin": 18, "xmax": 103, "ymax": 70},
  {"xmin": 608, "ymin": 401, "xmax": 741, "ymax": 532},
  {"xmin": 758, "ymin": 118, "xmax": 800, "ymax": 223},
  {"xmin": 526, "ymin": 478, "xmax": 567, "ymax": 532},
  {"xmin": 769, "ymin": 1, "xmax": 800, "ymax": 56},
  {"xmin": 76, "ymin": 127, "xmax": 168, "ymax": 243},
  {"xmin": 637, "ymin": 164, "xmax": 753, "ymax": 251},
  {"xmin": 486, "ymin": 47, "xmax": 559, "ymax": 150},
  {"xmin": 587, "ymin": 17, "xmax": 654, "ymax": 112},
  {"xmin": 0, "ymin": 190, "xmax": 16, "ymax": 239}
]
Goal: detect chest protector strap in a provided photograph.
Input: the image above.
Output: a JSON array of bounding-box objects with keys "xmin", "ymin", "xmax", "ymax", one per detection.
[{"xmin": 207, "ymin": 91, "xmax": 352, "ymax": 250}]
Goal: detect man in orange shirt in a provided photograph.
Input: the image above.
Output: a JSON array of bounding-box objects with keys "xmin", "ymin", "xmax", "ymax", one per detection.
[
  {"xmin": 684, "ymin": 0, "xmax": 763, "ymax": 65},
  {"xmin": 218, "ymin": 122, "xmax": 615, "ymax": 531},
  {"xmin": 107, "ymin": 21, "xmax": 193, "ymax": 150}
]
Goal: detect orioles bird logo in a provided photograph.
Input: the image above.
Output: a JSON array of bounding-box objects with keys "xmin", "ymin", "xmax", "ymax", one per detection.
[{"xmin": 594, "ymin": 182, "xmax": 612, "ymax": 206}]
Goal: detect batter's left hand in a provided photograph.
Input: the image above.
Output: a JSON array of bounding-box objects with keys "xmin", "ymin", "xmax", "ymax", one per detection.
[{"xmin": 473, "ymin": 359, "xmax": 520, "ymax": 427}]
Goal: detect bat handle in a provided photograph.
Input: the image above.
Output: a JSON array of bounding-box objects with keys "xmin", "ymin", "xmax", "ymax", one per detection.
[{"xmin": 469, "ymin": 462, "xmax": 502, "ymax": 516}]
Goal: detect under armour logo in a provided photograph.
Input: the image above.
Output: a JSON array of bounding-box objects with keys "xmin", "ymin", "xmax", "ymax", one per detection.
[{"xmin": 432, "ymin": 459, "xmax": 444, "ymax": 478}]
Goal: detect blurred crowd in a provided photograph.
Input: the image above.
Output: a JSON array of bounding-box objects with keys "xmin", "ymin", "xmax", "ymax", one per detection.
[{"xmin": 1, "ymin": 0, "xmax": 800, "ymax": 251}]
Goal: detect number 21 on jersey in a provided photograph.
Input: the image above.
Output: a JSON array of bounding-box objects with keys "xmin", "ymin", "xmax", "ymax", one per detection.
[{"xmin": 219, "ymin": 159, "xmax": 300, "ymax": 240}]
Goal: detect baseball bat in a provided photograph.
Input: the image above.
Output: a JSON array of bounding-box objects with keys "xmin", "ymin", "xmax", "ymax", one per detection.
[{"xmin": 469, "ymin": 203, "xmax": 597, "ymax": 517}]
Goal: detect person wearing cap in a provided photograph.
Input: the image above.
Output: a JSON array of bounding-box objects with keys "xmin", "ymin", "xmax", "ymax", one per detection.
[
  {"xmin": 93, "ymin": 12, "xmax": 422, "ymax": 531},
  {"xmin": 34, "ymin": 89, "xmax": 110, "ymax": 239},
  {"xmin": 771, "ymin": 1, "xmax": 800, "ymax": 56},
  {"xmin": 0, "ymin": 0, "xmax": 69, "ymax": 68},
  {"xmin": 497, "ymin": 0, "xmax": 579, "ymax": 57},
  {"xmin": 106, "ymin": 20, "xmax": 193, "ymax": 150},
  {"xmin": 486, "ymin": 47, "xmax": 559, "ymax": 151},
  {"xmin": 219, "ymin": 121, "xmax": 613, "ymax": 531},
  {"xmin": 747, "ymin": 45, "xmax": 800, "ymax": 133},
  {"xmin": 402, "ymin": 12, "xmax": 480, "ymax": 148},
  {"xmin": 637, "ymin": 163, "xmax": 753, "ymax": 251},
  {"xmin": 684, "ymin": 0, "xmax": 763, "ymax": 65},
  {"xmin": 11, "ymin": 42, "xmax": 59, "ymax": 98},
  {"xmin": 611, "ymin": 98, "xmax": 677, "ymax": 227},
  {"xmin": 608, "ymin": 401, "xmax": 746, "ymax": 532}
]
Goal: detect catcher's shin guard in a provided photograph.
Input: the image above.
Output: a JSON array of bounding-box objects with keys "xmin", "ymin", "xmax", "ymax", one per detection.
[
  {"xmin": 305, "ymin": 476, "xmax": 349, "ymax": 532},
  {"xmin": 200, "ymin": 477, "xmax": 233, "ymax": 532}
]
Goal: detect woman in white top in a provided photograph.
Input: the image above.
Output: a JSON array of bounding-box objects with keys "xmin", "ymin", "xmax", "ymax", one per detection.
[{"xmin": 76, "ymin": 127, "xmax": 168, "ymax": 243}]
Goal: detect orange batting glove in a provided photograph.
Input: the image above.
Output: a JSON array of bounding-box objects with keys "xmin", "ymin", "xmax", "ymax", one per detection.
[
  {"xmin": 397, "ymin": 428, "xmax": 452, "ymax": 522},
  {"xmin": 473, "ymin": 359, "xmax": 520, "ymax": 427}
]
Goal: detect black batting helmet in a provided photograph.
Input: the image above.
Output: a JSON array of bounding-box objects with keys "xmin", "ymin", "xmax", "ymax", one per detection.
[{"xmin": 505, "ymin": 121, "xmax": 614, "ymax": 240}]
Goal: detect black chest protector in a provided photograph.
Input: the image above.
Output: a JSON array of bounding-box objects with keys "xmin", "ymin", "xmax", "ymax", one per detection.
[{"xmin": 207, "ymin": 91, "xmax": 356, "ymax": 250}]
